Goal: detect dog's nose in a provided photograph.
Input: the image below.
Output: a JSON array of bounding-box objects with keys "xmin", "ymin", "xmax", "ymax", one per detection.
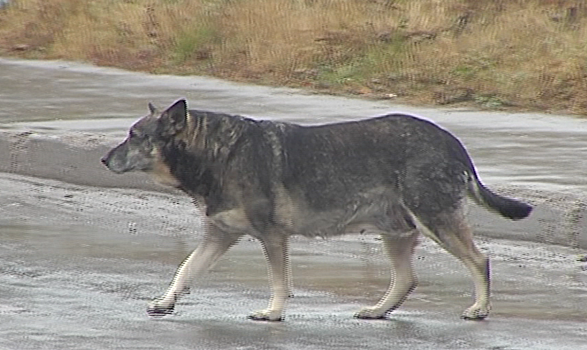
[{"xmin": 100, "ymin": 156, "xmax": 108, "ymax": 165}]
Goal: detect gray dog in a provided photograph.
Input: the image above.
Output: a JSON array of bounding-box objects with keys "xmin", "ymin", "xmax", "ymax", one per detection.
[{"xmin": 101, "ymin": 99, "xmax": 532, "ymax": 321}]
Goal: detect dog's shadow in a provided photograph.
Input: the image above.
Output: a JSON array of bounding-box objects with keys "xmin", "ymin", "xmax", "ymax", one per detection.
[{"xmin": 152, "ymin": 311, "xmax": 479, "ymax": 348}]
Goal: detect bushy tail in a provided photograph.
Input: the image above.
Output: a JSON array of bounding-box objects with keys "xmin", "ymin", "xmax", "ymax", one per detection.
[{"xmin": 468, "ymin": 176, "xmax": 533, "ymax": 220}]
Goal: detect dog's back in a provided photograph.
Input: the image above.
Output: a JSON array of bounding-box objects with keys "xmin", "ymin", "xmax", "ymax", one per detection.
[
  {"xmin": 258, "ymin": 114, "xmax": 529, "ymax": 238},
  {"xmin": 278, "ymin": 114, "xmax": 471, "ymax": 212}
]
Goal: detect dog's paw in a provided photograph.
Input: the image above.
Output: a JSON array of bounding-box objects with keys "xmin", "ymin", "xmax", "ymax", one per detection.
[
  {"xmin": 247, "ymin": 309, "xmax": 284, "ymax": 322},
  {"xmin": 147, "ymin": 298, "xmax": 175, "ymax": 317},
  {"xmin": 461, "ymin": 304, "xmax": 490, "ymax": 320},
  {"xmin": 354, "ymin": 307, "xmax": 387, "ymax": 320}
]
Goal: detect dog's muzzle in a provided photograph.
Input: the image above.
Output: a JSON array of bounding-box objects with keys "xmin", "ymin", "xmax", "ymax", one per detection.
[{"xmin": 100, "ymin": 151, "xmax": 125, "ymax": 174}]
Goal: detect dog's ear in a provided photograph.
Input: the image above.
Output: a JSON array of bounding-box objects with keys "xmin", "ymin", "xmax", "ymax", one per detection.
[
  {"xmin": 159, "ymin": 99, "xmax": 188, "ymax": 134},
  {"xmin": 148, "ymin": 102, "xmax": 159, "ymax": 115}
]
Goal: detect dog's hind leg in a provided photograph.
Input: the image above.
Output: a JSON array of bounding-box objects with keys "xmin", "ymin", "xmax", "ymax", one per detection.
[
  {"xmin": 248, "ymin": 234, "xmax": 290, "ymax": 321},
  {"xmin": 355, "ymin": 231, "xmax": 419, "ymax": 319},
  {"xmin": 147, "ymin": 228, "xmax": 241, "ymax": 317},
  {"xmin": 422, "ymin": 212, "xmax": 491, "ymax": 320}
]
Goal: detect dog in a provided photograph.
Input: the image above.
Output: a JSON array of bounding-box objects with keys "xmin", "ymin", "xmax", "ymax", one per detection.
[{"xmin": 101, "ymin": 98, "xmax": 532, "ymax": 321}]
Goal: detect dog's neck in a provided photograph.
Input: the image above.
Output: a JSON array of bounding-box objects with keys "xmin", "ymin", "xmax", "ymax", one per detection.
[
  {"xmin": 160, "ymin": 139, "xmax": 218, "ymax": 199},
  {"xmin": 160, "ymin": 113, "xmax": 252, "ymax": 202}
]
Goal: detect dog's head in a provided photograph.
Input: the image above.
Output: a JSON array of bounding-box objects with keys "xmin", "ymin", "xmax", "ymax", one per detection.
[{"xmin": 101, "ymin": 98, "xmax": 190, "ymax": 185}]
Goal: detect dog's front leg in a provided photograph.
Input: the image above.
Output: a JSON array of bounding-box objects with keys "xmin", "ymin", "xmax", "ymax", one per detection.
[
  {"xmin": 248, "ymin": 234, "xmax": 290, "ymax": 321},
  {"xmin": 147, "ymin": 228, "xmax": 241, "ymax": 316}
]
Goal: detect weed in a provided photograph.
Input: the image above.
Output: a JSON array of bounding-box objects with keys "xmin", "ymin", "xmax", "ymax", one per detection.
[
  {"xmin": 475, "ymin": 94, "xmax": 506, "ymax": 109},
  {"xmin": 173, "ymin": 24, "xmax": 219, "ymax": 63}
]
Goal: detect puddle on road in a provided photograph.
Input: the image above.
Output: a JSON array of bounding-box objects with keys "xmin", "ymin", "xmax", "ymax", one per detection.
[{"xmin": 1, "ymin": 216, "xmax": 585, "ymax": 350}]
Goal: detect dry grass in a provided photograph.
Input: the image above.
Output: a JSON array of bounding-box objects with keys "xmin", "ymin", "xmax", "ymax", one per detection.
[{"xmin": 1, "ymin": 0, "xmax": 586, "ymax": 114}]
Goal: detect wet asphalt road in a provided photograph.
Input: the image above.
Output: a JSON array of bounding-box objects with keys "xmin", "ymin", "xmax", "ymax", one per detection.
[{"xmin": 0, "ymin": 58, "xmax": 586, "ymax": 349}]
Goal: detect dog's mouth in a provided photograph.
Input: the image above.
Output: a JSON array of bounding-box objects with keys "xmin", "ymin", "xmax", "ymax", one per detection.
[
  {"xmin": 100, "ymin": 155, "xmax": 127, "ymax": 174},
  {"xmin": 106, "ymin": 167, "xmax": 126, "ymax": 174}
]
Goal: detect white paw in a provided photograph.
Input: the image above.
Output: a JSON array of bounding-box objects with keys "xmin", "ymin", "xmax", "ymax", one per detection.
[
  {"xmin": 247, "ymin": 309, "xmax": 284, "ymax": 321},
  {"xmin": 147, "ymin": 297, "xmax": 175, "ymax": 317},
  {"xmin": 461, "ymin": 304, "xmax": 491, "ymax": 320},
  {"xmin": 354, "ymin": 307, "xmax": 387, "ymax": 319}
]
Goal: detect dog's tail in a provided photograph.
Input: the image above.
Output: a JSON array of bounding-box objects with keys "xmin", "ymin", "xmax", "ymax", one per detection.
[{"xmin": 467, "ymin": 174, "xmax": 532, "ymax": 220}]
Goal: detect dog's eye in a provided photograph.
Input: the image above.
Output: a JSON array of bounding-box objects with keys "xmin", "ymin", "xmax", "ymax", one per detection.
[{"xmin": 129, "ymin": 130, "xmax": 143, "ymax": 139}]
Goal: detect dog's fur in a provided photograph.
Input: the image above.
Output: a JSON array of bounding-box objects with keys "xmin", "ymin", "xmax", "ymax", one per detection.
[{"xmin": 101, "ymin": 99, "xmax": 532, "ymax": 321}]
